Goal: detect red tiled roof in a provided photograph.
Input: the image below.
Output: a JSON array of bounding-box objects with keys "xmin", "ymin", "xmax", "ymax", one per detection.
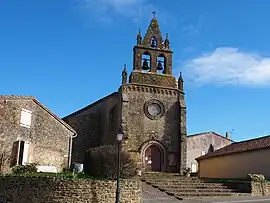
[{"xmin": 196, "ymin": 135, "xmax": 270, "ymax": 161}]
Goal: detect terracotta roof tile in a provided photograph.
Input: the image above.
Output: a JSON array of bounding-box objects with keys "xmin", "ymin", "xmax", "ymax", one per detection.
[{"xmin": 196, "ymin": 135, "xmax": 270, "ymax": 160}]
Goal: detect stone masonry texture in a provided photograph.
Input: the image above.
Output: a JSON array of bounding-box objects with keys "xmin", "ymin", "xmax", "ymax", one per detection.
[
  {"xmin": 0, "ymin": 96, "xmax": 74, "ymax": 172},
  {"xmin": 0, "ymin": 176, "xmax": 142, "ymax": 203},
  {"xmin": 251, "ymin": 181, "xmax": 270, "ymax": 196},
  {"xmin": 63, "ymin": 93, "xmax": 121, "ymax": 163},
  {"xmin": 119, "ymin": 83, "xmax": 186, "ymax": 173},
  {"xmin": 63, "ymin": 17, "xmax": 187, "ymax": 174}
]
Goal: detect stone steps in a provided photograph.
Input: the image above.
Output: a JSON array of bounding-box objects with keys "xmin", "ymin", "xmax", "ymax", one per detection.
[
  {"xmin": 160, "ymin": 188, "xmax": 241, "ymax": 193},
  {"xmin": 144, "ymin": 179, "xmax": 248, "ymax": 187},
  {"xmin": 147, "ymin": 182, "xmax": 242, "ymax": 189},
  {"xmin": 141, "ymin": 172, "xmax": 251, "ymax": 200},
  {"xmin": 150, "ymin": 183, "xmax": 239, "ymax": 189},
  {"xmin": 174, "ymin": 194, "xmax": 250, "ymax": 201},
  {"xmin": 144, "ymin": 179, "xmax": 242, "ymax": 186},
  {"xmin": 141, "ymin": 172, "xmax": 198, "ymax": 179},
  {"xmin": 172, "ymin": 192, "xmax": 250, "ymax": 200},
  {"xmin": 142, "ymin": 179, "xmax": 204, "ymax": 184}
]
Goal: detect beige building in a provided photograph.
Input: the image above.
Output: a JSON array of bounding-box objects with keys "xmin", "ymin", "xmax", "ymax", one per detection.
[
  {"xmin": 187, "ymin": 132, "xmax": 233, "ymax": 173},
  {"xmin": 196, "ymin": 135, "xmax": 270, "ymax": 179}
]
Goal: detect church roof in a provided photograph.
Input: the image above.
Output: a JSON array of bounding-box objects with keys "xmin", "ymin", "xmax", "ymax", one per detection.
[
  {"xmin": 196, "ymin": 135, "xmax": 270, "ymax": 161},
  {"xmin": 62, "ymin": 92, "xmax": 118, "ymax": 119}
]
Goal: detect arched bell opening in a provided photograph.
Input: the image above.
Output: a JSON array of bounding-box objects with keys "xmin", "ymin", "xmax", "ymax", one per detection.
[
  {"xmin": 151, "ymin": 37, "xmax": 157, "ymax": 48},
  {"xmin": 157, "ymin": 54, "xmax": 166, "ymax": 74},
  {"xmin": 141, "ymin": 52, "xmax": 151, "ymax": 72}
]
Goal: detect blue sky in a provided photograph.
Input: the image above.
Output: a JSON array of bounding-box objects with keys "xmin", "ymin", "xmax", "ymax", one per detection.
[{"xmin": 1, "ymin": 0, "xmax": 270, "ymax": 141}]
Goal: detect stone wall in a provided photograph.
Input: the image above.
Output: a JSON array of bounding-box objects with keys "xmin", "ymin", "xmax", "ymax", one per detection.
[
  {"xmin": 63, "ymin": 93, "xmax": 121, "ymax": 163},
  {"xmin": 120, "ymin": 83, "xmax": 186, "ymax": 173},
  {"xmin": 0, "ymin": 96, "xmax": 74, "ymax": 172},
  {"xmin": 0, "ymin": 176, "xmax": 141, "ymax": 203},
  {"xmin": 251, "ymin": 181, "xmax": 270, "ymax": 196},
  {"xmin": 129, "ymin": 71, "xmax": 176, "ymax": 88}
]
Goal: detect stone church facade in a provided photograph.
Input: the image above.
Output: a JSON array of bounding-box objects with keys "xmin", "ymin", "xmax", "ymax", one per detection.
[{"xmin": 63, "ymin": 16, "xmax": 187, "ymax": 174}]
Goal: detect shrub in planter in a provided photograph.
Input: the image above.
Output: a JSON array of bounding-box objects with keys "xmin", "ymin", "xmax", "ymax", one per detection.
[
  {"xmin": 183, "ymin": 167, "xmax": 191, "ymax": 177},
  {"xmin": 12, "ymin": 163, "xmax": 38, "ymax": 174},
  {"xmin": 247, "ymin": 174, "xmax": 265, "ymax": 182},
  {"xmin": 84, "ymin": 145, "xmax": 137, "ymax": 179}
]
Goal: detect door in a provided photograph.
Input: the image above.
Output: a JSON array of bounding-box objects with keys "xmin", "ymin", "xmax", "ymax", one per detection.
[{"xmin": 144, "ymin": 145, "xmax": 162, "ymax": 171}]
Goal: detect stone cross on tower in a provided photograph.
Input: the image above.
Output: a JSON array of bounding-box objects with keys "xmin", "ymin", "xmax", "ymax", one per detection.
[{"xmin": 152, "ymin": 11, "xmax": 156, "ymax": 19}]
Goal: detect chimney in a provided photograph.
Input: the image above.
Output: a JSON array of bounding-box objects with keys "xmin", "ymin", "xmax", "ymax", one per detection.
[{"xmin": 225, "ymin": 132, "xmax": 230, "ymax": 139}]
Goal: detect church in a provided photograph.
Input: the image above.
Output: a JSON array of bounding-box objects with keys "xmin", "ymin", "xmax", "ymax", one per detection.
[{"xmin": 63, "ymin": 15, "xmax": 187, "ymax": 174}]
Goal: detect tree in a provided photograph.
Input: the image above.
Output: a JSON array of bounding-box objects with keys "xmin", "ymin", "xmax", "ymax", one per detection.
[{"xmin": 84, "ymin": 145, "xmax": 137, "ymax": 179}]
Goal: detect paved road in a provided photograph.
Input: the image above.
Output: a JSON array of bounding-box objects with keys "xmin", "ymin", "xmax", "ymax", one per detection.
[{"xmin": 142, "ymin": 182, "xmax": 180, "ymax": 202}]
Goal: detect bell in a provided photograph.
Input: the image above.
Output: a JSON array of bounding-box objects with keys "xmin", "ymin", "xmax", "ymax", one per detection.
[
  {"xmin": 151, "ymin": 38, "xmax": 157, "ymax": 48},
  {"xmin": 157, "ymin": 61, "xmax": 163, "ymax": 70},
  {"xmin": 142, "ymin": 59, "xmax": 150, "ymax": 70}
]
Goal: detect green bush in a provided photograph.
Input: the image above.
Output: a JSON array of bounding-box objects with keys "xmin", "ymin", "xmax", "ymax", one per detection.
[
  {"xmin": 247, "ymin": 174, "xmax": 265, "ymax": 182},
  {"xmin": 11, "ymin": 163, "xmax": 38, "ymax": 174},
  {"xmin": 84, "ymin": 145, "xmax": 137, "ymax": 179}
]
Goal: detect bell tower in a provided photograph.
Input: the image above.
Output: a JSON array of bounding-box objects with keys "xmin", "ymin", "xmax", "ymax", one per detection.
[
  {"xmin": 129, "ymin": 13, "xmax": 176, "ymax": 88},
  {"xmin": 119, "ymin": 13, "xmax": 187, "ymax": 174}
]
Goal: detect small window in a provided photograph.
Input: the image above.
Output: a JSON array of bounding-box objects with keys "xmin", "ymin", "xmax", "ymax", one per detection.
[
  {"xmin": 151, "ymin": 37, "xmax": 157, "ymax": 48},
  {"xmin": 191, "ymin": 163, "xmax": 197, "ymax": 173},
  {"xmin": 20, "ymin": 108, "xmax": 32, "ymax": 128}
]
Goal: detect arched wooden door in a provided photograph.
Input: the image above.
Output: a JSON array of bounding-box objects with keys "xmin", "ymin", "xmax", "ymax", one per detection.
[{"xmin": 144, "ymin": 145, "xmax": 162, "ymax": 171}]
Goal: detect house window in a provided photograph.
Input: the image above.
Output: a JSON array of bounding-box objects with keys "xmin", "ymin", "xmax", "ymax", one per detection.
[{"xmin": 20, "ymin": 108, "xmax": 32, "ymax": 128}]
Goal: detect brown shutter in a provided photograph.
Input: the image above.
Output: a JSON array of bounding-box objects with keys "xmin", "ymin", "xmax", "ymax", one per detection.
[{"xmin": 10, "ymin": 141, "xmax": 19, "ymax": 167}]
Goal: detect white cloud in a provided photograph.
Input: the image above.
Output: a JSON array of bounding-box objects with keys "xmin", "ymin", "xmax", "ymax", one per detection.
[
  {"xmin": 75, "ymin": 0, "xmax": 175, "ymax": 25},
  {"xmin": 183, "ymin": 47, "xmax": 270, "ymax": 86},
  {"xmin": 77, "ymin": 0, "xmax": 154, "ymax": 23}
]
